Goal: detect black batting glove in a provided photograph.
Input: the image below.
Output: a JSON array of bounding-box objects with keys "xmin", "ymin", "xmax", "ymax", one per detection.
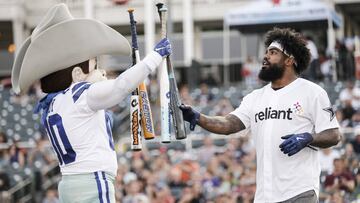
[{"xmin": 179, "ymin": 104, "xmax": 200, "ymax": 131}]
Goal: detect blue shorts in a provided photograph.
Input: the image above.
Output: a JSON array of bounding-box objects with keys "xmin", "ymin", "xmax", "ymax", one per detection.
[{"xmin": 58, "ymin": 171, "xmax": 115, "ymax": 203}]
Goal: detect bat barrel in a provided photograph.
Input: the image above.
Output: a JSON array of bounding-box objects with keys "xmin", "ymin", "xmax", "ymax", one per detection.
[{"xmin": 130, "ymin": 95, "xmax": 142, "ymax": 150}]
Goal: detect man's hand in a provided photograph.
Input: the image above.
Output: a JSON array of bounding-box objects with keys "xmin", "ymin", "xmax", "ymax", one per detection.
[
  {"xmin": 179, "ymin": 104, "xmax": 200, "ymax": 131},
  {"xmin": 154, "ymin": 38, "xmax": 171, "ymax": 57},
  {"xmin": 279, "ymin": 132, "xmax": 313, "ymax": 156}
]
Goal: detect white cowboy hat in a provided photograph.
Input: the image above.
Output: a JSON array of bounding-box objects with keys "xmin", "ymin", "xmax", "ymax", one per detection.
[{"xmin": 11, "ymin": 3, "xmax": 131, "ymax": 94}]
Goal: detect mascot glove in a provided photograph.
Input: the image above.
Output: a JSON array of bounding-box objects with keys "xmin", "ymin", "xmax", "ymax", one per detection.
[{"xmin": 154, "ymin": 38, "xmax": 172, "ymax": 57}]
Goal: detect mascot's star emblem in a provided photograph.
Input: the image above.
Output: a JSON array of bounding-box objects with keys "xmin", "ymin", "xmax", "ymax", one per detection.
[{"xmin": 323, "ymin": 107, "xmax": 335, "ymax": 121}]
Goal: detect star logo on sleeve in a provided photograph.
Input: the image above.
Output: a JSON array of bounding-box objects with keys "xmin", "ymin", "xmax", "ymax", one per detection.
[{"xmin": 323, "ymin": 107, "xmax": 335, "ymax": 121}]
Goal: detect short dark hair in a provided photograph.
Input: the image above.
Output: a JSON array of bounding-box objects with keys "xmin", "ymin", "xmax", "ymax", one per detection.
[
  {"xmin": 264, "ymin": 27, "xmax": 311, "ymax": 75},
  {"xmin": 40, "ymin": 60, "xmax": 89, "ymax": 93}
]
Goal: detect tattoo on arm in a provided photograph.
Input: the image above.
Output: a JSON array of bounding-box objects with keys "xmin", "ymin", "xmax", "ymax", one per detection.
[
  {"xmin": 198, "ymin": 114, "xmax": 245, "ymax": 135},
  {"xmin": 311, "ymin": 128, "xmax": 341, "ymax": 148}
]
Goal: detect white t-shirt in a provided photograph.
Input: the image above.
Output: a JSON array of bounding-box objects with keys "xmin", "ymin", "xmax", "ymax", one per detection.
[{"xmin": 230, "ymin": 78, "xmax": 339, "ymax": 202}]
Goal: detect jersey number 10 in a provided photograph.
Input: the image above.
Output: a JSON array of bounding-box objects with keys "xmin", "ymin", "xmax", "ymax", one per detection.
[{"xmin": 45, "ymin": 114, "xmax": 76, "ymax": 165}]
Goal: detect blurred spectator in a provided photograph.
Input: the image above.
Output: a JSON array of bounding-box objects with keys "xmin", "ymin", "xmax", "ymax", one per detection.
[
  {"xmin": 319, "ymin": 147, "xmax": 341, "ymax": 174},
  {"xmin": 174, "ymin": 152, "xmax": 200, "ymax": 183},
  {"xmin": 349, "ymin": 111, "xmax": 360, "ymax": 128},
  {"xmin": 304, "ymin": 36, "xmax": 321, "ymax": 80},
  {"xmin": 150, "ymin": 185, "xmax": 175, "ymax": 203},
  {"xmin": 42, "ymin": 187, "xmax": 59, "ymax": 203},
  {"xmin": 334, "ymin": 39, "xmax": 348, "ymax": 81},
  {"xmin": 149, "ymin": 153, "xmax": 171, "ymax": 184},
  {"xmin": 123, "ymin": 172, "xmax": 149, "ymax": 203},
  {"xmin": 237, "ymin": 165, "xmax": 256, "ymax": 201},
  {"xmin": 213, "ymin": 98, "xmax": 234, "ymax": 116},
  {"xmin": 0, "ymin": 133, "xmax": 9, "ymax": 169},
  {"xmin": 0, "ymin": 170, "xmax": 10, "ymax": 191},
  {"xmin": 0, "ymin": 131, "xmax": 8, "ymax": 144},
  {"xmin": 178, "ymin": 184, "xmax": 206, "ymax": 203},
  {"xmin": 324, "ymin": 158, "xmax": 355, "ymax": 194},
  {"xmin": 227, "ymin": 137, "xmax": 246, "ymax": 161},
  {"xmin": 319, "ymin": 52, "xmax": 333, "ymax": 81},
  {"xmin": 350, "ymin": 128, "xmax": 360, "ymax": 154},
  {"xmin": 242, "ymin": 56, "xmax": 260, "ymax": 87},
  {"xmin": 179, "ymin": 84, "xmax": 194, "ymax": 105},
  {"xmin": 335, "ymin": 109, "xmax": 351, "ymax": 128},
  {"xmin": 342, "ymin": 144, "xmax": 359, "ymax": 173},
  {"xmin": 341, "ymin": 100, "xmax": 356, "ymax": 121},
  {"xmin": 115, "ymin": 161, "xmax": 129, "ymax": 202},
  {"xmin": 197, "ymin": 136, "xmax": 217, "ymax": 165},
  {"xmin": 0, "ymin": 132, "xmax": 9, "ymax": 169},
  {"xmin": 344, "ymin": 39, "xmax": 356, "ymax": 81},
  {"xmin": 214, "ymin": 193, "xmax": 236, "ymax": 203},
  {"xmin": 201, "ymin": 73, "xmax": 219, "ymax": 87},
  {"xmin": 0, "ymin": 77, "xmax": 11, "ymax": 87},
  {"xmin": 168, "ymin": 165, "xmax": 187, "ymax": 200},
  {"xmin": 324, "ymin": 190, "xmax": 346, "ymax": 203},
  {"xmin": 195, "ymin": 83, "xmax": 214, "ymax": 107},
  {"xmin": 339, "ymin": 81, "xmax": 360, "ymax": 109},
  {"xmin": 350, "ymin": 169, "xmax": 360, "ymax": 201},
  {"xmin": 8, "ymin": 141, "xmax": 26, "ymax": 168},
  {"xmin": 0, "ymin": 147, "xmax": 9, "ymax": 168},
  {"xmin": 28, "ymin": 139, "xmax": 57, "ymax": 169},
  {"xmin": 130, "ymin": 154, "xmax": 147, "ymax": 175}
]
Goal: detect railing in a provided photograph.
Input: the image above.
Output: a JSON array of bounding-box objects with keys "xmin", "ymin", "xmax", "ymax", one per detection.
[
  {"xmin": 0, "ymin": 177, "xmax": 33, "ymax": 203},
  {"xmin": 0, "ymin": 162, "xmax": 59, "ymax": 203}
]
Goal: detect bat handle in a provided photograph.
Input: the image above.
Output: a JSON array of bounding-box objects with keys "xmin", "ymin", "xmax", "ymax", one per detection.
[
  {"xmin": 128, "ymin": 8, "xmax": 139, "ymax": 49},
  {"xmin": 157, "ymin": 4, "xmax": 167, "ymax": 38},
  {"xmin": 160, "ymin": 11, "xmax": 167, "ymax": 38}
]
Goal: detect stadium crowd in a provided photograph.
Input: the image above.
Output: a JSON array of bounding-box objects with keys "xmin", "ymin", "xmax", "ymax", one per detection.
[{"xmin": 0, "ymin": 37, "xmax": 360, "ymax": 202}]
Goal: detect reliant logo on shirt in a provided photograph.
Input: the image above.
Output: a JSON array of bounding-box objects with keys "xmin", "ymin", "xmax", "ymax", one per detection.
[{"xmin": 255, "ymin": 107, "xmax": 293, "ymax": 122}]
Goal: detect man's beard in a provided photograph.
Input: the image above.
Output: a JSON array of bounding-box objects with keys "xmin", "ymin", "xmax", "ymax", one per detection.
[{"xmin": 258, "ymin": 63, "xmax": 285, "ymax": 82}]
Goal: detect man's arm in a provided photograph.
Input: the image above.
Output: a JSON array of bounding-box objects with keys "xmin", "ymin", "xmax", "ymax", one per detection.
[
  {"xmin": 310, "ymin": 128, "xmax": 341, "ymax": 148},
  {"xmin": 198, "ymin": 114, "xmax": 246, "ymax": 135}
]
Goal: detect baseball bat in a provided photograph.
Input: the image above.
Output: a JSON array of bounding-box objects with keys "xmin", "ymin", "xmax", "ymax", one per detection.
[
  {"xmin": 128, "ymin": 8, "xmax": 155, "ymax": 140},
  {"xmin": 130, "ymin": 95, "xmax": 142, "ymax": 151},
  {"xmin": 128, "ymin": 9, "xmax": 142, "ymax": 151},
  {"xmin": 156, "ymin": 3, "xmax": 187, "ymax": 140},
  {"xmin": 156, "ymin": 3, "xmax": 171, "ymax": 143}
]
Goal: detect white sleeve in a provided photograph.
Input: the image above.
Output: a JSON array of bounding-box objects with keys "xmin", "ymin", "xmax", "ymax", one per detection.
[
  {"xmin": 229, "ymin": 93, "xmax": 253, "ymax": 129},
  {"xmin": 310, "ymin": 89, "xmax": 339, "ymax": 133},
  {"xmin": 86, "ymin": 51, "xmax": 162, "ymax": 111}
]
